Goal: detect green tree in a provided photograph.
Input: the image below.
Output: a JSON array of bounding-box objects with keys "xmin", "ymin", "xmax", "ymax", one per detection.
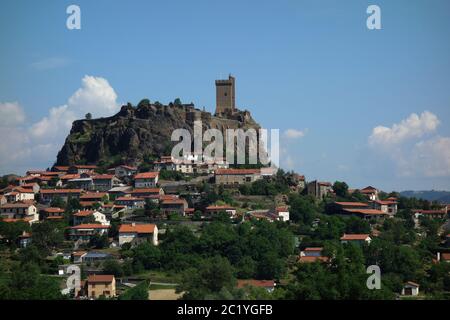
[{"xmin": 119, "ymin": 280, "xmax": 149, "ymax": 300}]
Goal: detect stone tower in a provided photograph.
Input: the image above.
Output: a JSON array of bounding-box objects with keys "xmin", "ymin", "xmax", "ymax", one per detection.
[{"xmin": 215, "ymin": 75, "xmax": 235, "ymax": 115}]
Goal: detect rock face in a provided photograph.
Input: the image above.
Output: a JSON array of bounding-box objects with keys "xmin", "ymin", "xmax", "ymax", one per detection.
[{"xmin": 55, "ymin": 102, "xmax": 261, "ymax": 166}]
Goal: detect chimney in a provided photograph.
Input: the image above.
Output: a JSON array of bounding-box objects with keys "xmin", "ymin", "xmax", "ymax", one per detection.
[
  {"xmin": 437, "ymin": 252, "xmax": 441, "ymax": 261},
  {"xmin": 131, "ymin": 223, "xmax": 136, "ymax": 227}
]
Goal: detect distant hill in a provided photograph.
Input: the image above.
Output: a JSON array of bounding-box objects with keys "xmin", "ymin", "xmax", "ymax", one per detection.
[{"xmin": 400, "ymin": 190, "xmax": 450, "ymax": 203}]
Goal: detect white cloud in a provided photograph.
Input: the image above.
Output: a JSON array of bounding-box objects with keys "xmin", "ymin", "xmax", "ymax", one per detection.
[
  {"xmin": 68, "ymin": 76, "xmax": 119, "ymax": 116},
  {"xmin": 368, "ymin": 111, "xmax": 450, "ymax": 178},
  {"xmin": 284, "ymin": 128, "xmax": 307, "ymax": 139},
  {"xmin": 369, "ymin": 111, "xmax": 439, "ymax": 148},
  {"xmin": 408, "ymin": 137, "xmax": 450, "ymax": 177},
  {"xmin": 0, "ymin": 102, "xmax": 25, "ymax": 126},
  {"xmin": 0, "ymin": 75, "xmax": 119, "ymax": 174}
]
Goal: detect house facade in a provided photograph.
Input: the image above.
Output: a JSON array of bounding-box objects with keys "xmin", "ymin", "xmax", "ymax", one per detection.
[
  {"xmin": 118, "ymin": 223, "xmax": 158, "ymax": 246},
  {"xmin": 134, "ymin": 172, "xmax": 159, "ymax": 188}
]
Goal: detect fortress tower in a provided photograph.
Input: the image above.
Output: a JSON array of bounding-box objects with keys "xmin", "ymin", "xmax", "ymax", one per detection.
[{"xmin": 215, "ymin": 75, "xmax": 236, "ymax": 115}]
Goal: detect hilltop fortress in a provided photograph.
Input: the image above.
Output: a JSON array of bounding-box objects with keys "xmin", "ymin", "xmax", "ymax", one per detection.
[{"xmin": 55, "ymin": 76, "xmax": 261, "ymax": 166}]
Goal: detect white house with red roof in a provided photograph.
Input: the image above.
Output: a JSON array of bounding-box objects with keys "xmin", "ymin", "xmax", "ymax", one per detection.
[
  {"xmin": 114, "ymin": 165, "xmax": 138, "ymax": 178},
  {"xmin": 340, "ymin": 233, "xmax": 372, "ymax": 245},
  {"xmin": 0, "ymin": 202, "xmax": 39, "ymax": 224},
  {"xmin": 371, "ymin": 199, "xmax": 398, "ymax": 216},
  {"xmin": 134, "ymin": 172, "xmax": 159, "ymax": 188},
  {"xmin": 68, "ymin": 224, "xmax": 110, "ymax": 241},
  {"xmin": 118, "ymin": 223, "xmax": 158, "ymax": 246},
  {"xmin": 73, "ymin": 209, "xmax": 109, "ymax": 226}
]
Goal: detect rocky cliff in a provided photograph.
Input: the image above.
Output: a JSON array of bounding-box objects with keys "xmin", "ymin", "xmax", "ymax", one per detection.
[{"xmin": 55, "ymin": 102, "xmax": 261, "ymax": 167}]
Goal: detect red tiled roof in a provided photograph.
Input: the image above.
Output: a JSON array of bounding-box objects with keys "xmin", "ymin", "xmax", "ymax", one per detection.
[
  {"xmin": 340, "ymin": 234, "xmax": 370, "ymax": 241},
  {"xmin": 129, "ymin": 188, "xmax": 161, "ymax": 194},
  {"xmin": 343, "ymin": 208, "xmax": 387, "ymax": 215},
  {"xmin": 115, "ymin": 196, "xmax": 144, "ymax": 201},
  {"xmin": 46, "ymin": 216, "xmax": 64, "ymax": 220},
  {"xmin": 414, "ymin": 209, "xmax": 447, "ymax": 215},
  {"xmin": 1, "ymin": 202, "xmax": 35, "ymax": 209},
  {"xmin": 72, "ymin": 165, "xmax": 98, "ymax": 169},
  {"xmin": 304, "ymin": 247, "xmax": 323, "ymax": 252},
  {"xmin": 73, "ymin": 210, "xmax": 94, "ymax": 217},
  {"xmin": 215, "ymin": 169, "xmax": 260, "ymax": 175},
  {"xmin": 162, "ymin": 199, "xmax": 186, "ymax": 205},
  {"xmin": 43, "ymin": 207, "xmax": 65, "ymax": 213},
  {"xmin": 206, "ymin": 205, "xmax": 235, "ymax": 211},
  {"xmin": 299, "ymin": 256, "xmax": 330, "ymax": 263},
  {"xmin": 374, "ymin": 200, "xmax": 397, "ymax": 205},
  {"xmin": 40, "ymin": 189, "xmax": 82, "ymax": 194},
  {"xmin": 61, "ymin": 174, "xmax": 81, "ymax": 180},
  {"xmin": 119, "ymin": 224, "xmax": 156, "ymax": 234},
  {"xmin": 134, "ymin": 172, "xmax": 159, "ymax": 179},
  {"xmin": 72, "ymin": 251, "xmax": 87, "ymax": 257},
  {"xmin": 87, "ymin": 275, "xmax": 114, "ymax": 283},
  {"xmin": 80, "ymin": 192, "xmax": 107, "ymax": 199},
  {"xmin": 441, "ymin": 253, "xmax": 450, "ymax": 261},
  {"xmin": 92, "ymin": 174, "xmax": 114, "ymax": 180},
  {"xmin": 69, "ymin": 224, "xmax": 110, "ymax": 229},
  {"xmin": 237, "ymin": 279, "xmax": 275, "ymax": 288},
  {"xmin": 335, "ymin": 202, "xmax": 369, "ymax": 207}
]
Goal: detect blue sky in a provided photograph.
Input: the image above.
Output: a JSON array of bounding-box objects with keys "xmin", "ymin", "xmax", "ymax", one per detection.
[{"xmin": 1, "ymin": 0, "xmax": 450, "ymax": 191}]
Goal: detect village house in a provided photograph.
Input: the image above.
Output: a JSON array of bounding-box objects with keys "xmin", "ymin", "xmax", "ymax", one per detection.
[
  {"xmin": 127, "ymin": 188, "xmax": 164, "ymax": 199},
  {"xmin": 0, "ymin": 202, "xmax": 39, "ymax": 224},
  {"xmin": 68, "ymin": 224, "xmax": 110, "ymax": 241},
  {"xmin": 0, "ymin": 195, "xmax": 6, "ymax": 206},
  {"xmin": 437, "ymin": 252, "xmax": 450, "ymax": 263},
  {"xmin": 205, "ymin": 205, "xmax": 237, "ymax": 218},
  {"xmin": 67, "ymin": 176, "xmax": 94, "ymax": 190},
  {"xmin": 160, "ymin": 198, "xmax": 189, "ymax": 216},
  {"xmin": 71, "ymin": 251, "xmax": 87, "ymax": 264},
  {"xmin": 82, "ymin": 275, "xmax": 116, "ymax": 299},
  {"xmin": 68, "ymin": 165, "xmax": 98, "ymax": 174},
  {"xmin": 20, "ymin": 183, "xmax": 40, "ymax": 194},
  {"xmin": 342, "ymin": 208, "xmax": 388, "ymax": 220},
  {"xmin": 275, "ymin": 206, "xmax": 290, "ymax": 222},
  {"xmin": 4, "ymin": 187, "xmax": 35, "ymax": 203},
  {"xmin": 134, "ymin": 172, "xmax": 159, "ymax": 188},
  {"xmin": 237, "ymin": 280, "xmax": 276, "ymax": 293},
  {"xmin": 331, "ymin": 201, "xmax": 387, "ymax": 220},
  {"xmin": 153, "ymin": 156, "xmax": 177, "ymax": 172},
  {"xmin": 39, "ymin": 189, "xmax": 83, "ymax": 204},
  {"xmin": 107, "ymin": 186, "xmax": 133, "ymax": 198},
  {"xmin": 118, "ymin": 223, "xmax": 158, "ymax": 246},
  {"xmin": 413, "ymin": 209, "xmax": 448, "ymax": 220},
  {"xmin": 42, "ymin": 207, "xmax": 65, "ymax": 221},
  {"xmin": 60, "ymin": 174, "xmax": 81, "ymax": 185},
  {"xmin": 298, "ymin": 247, "xmax": 330, "ymax": 263},
  {"xmin": 91, "ymin": 174, "xmax": 120, "ymax": 191},
  {"xmin": 215, "ymin": 168, "xmax": 262, "ymax": 185},
  {"xmin": 360, "ymin": 186, "xmax": 379, "ymax": 201},
  {"xmin": 114, "ymin": 196, "xmax": 146, "ymax": 209},
  {"xmin": 307, "ymin": 180, "xmax": 333, "ymax": 199},
  {"xmin": 371, "ymin": 199, "xmax": 398, "ymax": 216},
  {"xmin": 246, "ymin": 209, "xmax": 279, "ymax": 222},
  {"xmin": 401, "ymin": 281, "xmax": 420, "ymax": 296},
  {"xmin": 340, "ymin": 233, "xmax": 372, "ymax": 245},
  {"xmin": 73, "ymin": 210, "xmax": 109, "ymax": 226},
  {"xmin": 18, "ymin": 231, "xmax": 32, "ymax": 248},
  {"xmin": 79, "ymin": 191, "xmax": 108, "ymax": 204},
  {"xmin": 113, "ymin": 165, "xmax": 138, "ymax": 178}
]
